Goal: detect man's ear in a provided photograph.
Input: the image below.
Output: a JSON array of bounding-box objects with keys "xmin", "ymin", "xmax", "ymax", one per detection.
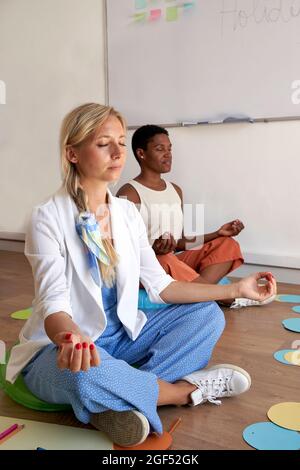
[
  {"xmin": 66, "ymin": 146, "xmax": 78, "ymax": 164},
  {"xmin": 136, "ymin": 148, "xmax": 144, "ymax": 160}
]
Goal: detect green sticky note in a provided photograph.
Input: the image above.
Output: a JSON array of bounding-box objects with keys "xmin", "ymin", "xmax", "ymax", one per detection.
[
  {"xmin": 166, "ymin": 6, "xmax": 178, "ymax": 21},
  {"xmin": 11, "ymin": 308, "xmax": 32, "ymax": 320},
  {"xmin": 133, "ymin": 12, "xmax": 147, "ymax": 22}
]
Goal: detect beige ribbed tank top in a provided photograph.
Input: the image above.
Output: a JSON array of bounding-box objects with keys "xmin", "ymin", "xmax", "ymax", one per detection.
[{"xmin": 129, "ymin": 179, "xmax": 183, "ymax": 244}]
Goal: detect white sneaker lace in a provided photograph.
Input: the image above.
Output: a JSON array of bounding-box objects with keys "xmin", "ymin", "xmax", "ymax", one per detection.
[
  {"xmin": 194, "ymin": 377, "xmax": 233, "ymax": 405},
  {"xmin": 230, "ymin": 298, "xmax": 259, "ymax": 309}
]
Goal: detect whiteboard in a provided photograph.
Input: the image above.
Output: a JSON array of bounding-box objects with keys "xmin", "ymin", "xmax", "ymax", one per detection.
[{"xmin": 106, "ymin": 0, "xmax": 300, "ymax": 126}]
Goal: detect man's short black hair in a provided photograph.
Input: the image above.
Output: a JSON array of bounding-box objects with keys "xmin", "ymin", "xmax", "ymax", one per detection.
[{"xmin": 131, "ymin": 125, "xmax": 169, "ymax": 163}]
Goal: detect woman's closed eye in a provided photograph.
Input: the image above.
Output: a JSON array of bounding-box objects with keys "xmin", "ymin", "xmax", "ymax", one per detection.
[{"xmin": 97, "ymin": 142, "xmax": 126, "ymax": 147}]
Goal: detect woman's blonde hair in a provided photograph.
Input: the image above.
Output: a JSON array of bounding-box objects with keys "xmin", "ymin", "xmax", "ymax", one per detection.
[{"xmin": 60, "ymin": 103, "xmax": 126, "ymax": 287}]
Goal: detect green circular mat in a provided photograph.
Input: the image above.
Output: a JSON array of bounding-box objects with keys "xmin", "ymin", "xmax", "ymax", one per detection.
[{"xmin": 11, "ymin": 308, "xmax": 32, "ymax": 320}]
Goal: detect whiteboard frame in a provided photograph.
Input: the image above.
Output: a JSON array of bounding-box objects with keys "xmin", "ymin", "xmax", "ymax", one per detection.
[{"xmin": 104, "ymin": 0, "xmax": 300, "ymax": 129}]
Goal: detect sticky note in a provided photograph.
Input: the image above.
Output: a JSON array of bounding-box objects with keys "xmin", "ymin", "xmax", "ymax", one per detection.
[
  {"xmin": 150, "ymin": 9, "xmax": 161, "ymax": 21},
  {"xmin": 133, "ymin": 12, "xmax": 147, "ymax": 22},
  {"xmin": 243, "ymin": 422, "xmax": 300, "ymax": 450},
  {"xmin": 135, "ymin": 0, "xmax": 147, "ymax": 9},
  {"xmin": 183, "ymin": 2, "xmax": 195, "ymax": 9},
  {"xmin": 166, "ymin": 6, "xmax": 178, "ymax": 21},
  {"xmin": 267, "ymin": 402, "xmax": 300, "ymax": 431}
]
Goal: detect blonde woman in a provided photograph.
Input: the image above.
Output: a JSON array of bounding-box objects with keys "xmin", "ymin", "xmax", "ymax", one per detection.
[{"xmin": 6, "ymin": 103, "xmax": 276, "ymax": 447}]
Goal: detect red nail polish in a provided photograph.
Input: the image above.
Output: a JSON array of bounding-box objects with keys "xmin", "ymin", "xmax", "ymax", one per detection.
[
  {"xmin": 82, "ymin": 342, "xmax": 88, "ymax": 349},
  {"xmin": 89, "ymin": 344, "xmax": 95, "ymax": 350},
  {"xmin": 65, "ymin": 333, "xmax": 72, "ymax": 340},
  {"xmin": 75, "ymin": 343, "xmax": 82, "ymax": 350}
]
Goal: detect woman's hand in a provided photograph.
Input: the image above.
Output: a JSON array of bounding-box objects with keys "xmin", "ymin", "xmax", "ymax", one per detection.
[
  {"xmin": 236, "ymin": 272, "xmax": 277, "ymax": 302},
  {"xmin": 53, "ymin": 331, "xmax": 101, "ymax": 372},
  {"xmin": 217, "ymin": 220, "xmax": 244, "ymax": 237}
]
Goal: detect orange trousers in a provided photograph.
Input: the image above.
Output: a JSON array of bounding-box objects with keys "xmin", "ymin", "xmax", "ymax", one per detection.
[{"xmin": 157, "ymin": 236, "xmax": 244, "ymax": 282}]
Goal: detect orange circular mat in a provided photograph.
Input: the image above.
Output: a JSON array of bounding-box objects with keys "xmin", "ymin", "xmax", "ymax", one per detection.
[{"xmin": 113, "ymin": 431, "xmax": 172, "ymax": 450}]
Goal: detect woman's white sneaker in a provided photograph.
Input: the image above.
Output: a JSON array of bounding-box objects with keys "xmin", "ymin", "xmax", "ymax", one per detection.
[
  {"xmin": 182, "ymin": 364, "xmax": 251, "ymax": 406},
  {"xmin": 90, "ymin": 410, "xmax": 150, "ymax": 447}
]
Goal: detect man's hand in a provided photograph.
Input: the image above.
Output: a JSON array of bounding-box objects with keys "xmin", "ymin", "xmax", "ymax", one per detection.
[
  {"xmin": 53, "ymin": 331, "xmax": 101, "ymax": 373},
  {"xmin": 152, "ymin": 232, "xmax": 177, "ymax": 255},
  {"xmin": 217, "ymin": 219, "xmax": 244, "ymax": 237}
]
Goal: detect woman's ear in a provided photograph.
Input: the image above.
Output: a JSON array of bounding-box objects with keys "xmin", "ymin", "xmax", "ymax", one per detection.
[{"xmin": 66, "ymin": 146, "xmax": 78, "ymax": 164}]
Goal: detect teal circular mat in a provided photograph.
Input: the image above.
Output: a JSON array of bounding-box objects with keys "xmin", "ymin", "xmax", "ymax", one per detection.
[
  {"xmin": 282, "ymin": 318, "xmax": 300, "ymax": 333},
  {"xmin": 243, "ymin": 422, "xmax": 300, "ymax": 450},
  {"xmin": 277, "ymin": 295, "xmax": 300, "ymax": 303}
]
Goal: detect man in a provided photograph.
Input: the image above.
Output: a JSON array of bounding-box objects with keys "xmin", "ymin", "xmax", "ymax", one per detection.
[{"xmin": 117, "ymin": 125, "xmax": 271, "ymax": 308}]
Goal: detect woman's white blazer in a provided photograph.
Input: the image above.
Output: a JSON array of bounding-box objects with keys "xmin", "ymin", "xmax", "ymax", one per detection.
[{"xmin": 6, "ymin": 187, "xmax": 174, "ymax": 383}]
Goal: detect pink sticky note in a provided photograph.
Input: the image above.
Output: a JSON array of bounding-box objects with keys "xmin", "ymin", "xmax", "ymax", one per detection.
[{"xmin": 150, "ymin": 9, "xmax": 161, "ymax": 21}]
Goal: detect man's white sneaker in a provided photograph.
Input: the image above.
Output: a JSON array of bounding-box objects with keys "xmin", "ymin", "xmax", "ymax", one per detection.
[
  {"xmin": 182, "ymin": 364, "xmax": 251, "ymax": 406},
  {"xmin": 230, "ymin": 294, "xmax": 276, "ymax": 309}
]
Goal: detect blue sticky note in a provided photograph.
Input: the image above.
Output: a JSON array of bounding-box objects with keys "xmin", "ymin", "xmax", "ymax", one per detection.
[
  {"xmin": 183, "ymin": 2, "xmax": 195, "ymax": 9},
  {"xmin": 277, "ymin": 295, "xmax": 300, "ymax": 303},
  {"xmin": 273, "ymin": 349, "xmax": 296, "ymax": 365},
  {"xmin": 135, "ymin": 0, "xmax": 147, "ymax": 9},
  {"xmin": 292, "ymin": 306, "xmax": 300, "ymax": 314},
  {"xmin": 243, "ymin": 422, "xmax": 300, "ymax": 450},
  {"xmin": 282, "ymin": 318, "xmax": 300, "ymax": 333}
]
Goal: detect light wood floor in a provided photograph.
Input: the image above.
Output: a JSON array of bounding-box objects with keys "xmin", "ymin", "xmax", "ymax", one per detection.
[{"xmin": 0, "ymin": 250, "xmax": 299, "ymax": 450}]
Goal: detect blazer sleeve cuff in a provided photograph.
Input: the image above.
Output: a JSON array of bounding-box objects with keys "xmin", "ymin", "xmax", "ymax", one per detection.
[
  {"xmin": 146, "ymin": 275, "xmax": 174, "ymax": 304},
  {"xmin": 41, "ymin": 301, "xmax": 73, "ymax": 320}
]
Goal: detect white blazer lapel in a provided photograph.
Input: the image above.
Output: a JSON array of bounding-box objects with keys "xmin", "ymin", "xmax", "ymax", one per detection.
[{"xmin": 53, "ymin": 187, "xmax": 103, "ymax": 310}]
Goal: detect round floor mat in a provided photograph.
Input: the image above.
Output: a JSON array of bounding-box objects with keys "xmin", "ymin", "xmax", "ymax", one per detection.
[
  {"xmin": 283, "ymin": 350, "xmax": 300, "ymax": 366},
  {"xmin": 243, "ymin": 421, "xmax": 300, "ymax": 450},
  {"xmin": 267, "ymin": 402, "xmax": 300, "ymax": 431},
  {"xmin": 276, "ymin": 295, "xmax": 300, "ymax": 303},
  {"xmin": 282, "ymin": 318, "xmax": 300, "ymax": 333},
  {"xmin": 273, "ymin": 349, "xmax": 296, "ymax": 365},
  {"xmin": 113, "ymin": 431, "xmax": 172, "ymax": 450},
  {"xmin": 11, "ymin": 308, "xmax": 32, "ymax": 320}
]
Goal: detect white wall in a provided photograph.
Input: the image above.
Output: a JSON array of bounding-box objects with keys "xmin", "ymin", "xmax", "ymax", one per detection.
[
  {"xmin": 0, "ymin": 0, "xmax": 106, "ymax": 233},
  {"xmin": 118, "ymin": 122, "xmax": 300, "ymax": 270},
  {"xmin": 0, "ymin": 1, "xmax": 299, "ymax": 282}
]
